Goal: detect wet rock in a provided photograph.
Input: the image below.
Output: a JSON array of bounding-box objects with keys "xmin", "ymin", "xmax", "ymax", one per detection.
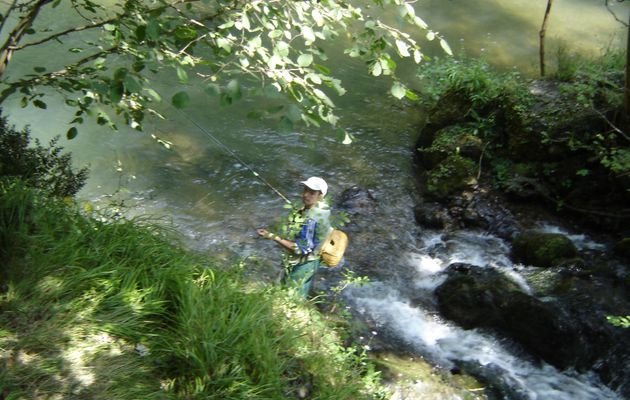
[
  {"xmin": 435, "ymin": 264, "xmax": 582, "ymax": 369},
  {"xmin": 435, "ymin": 263, "xmax": 630, "ymax": 397},
  {"xmin": 337, "ymin": 186, "xmax": 377, "ymax": 218},
  {"xmin": 511, "ymin": 231, "xmax": 579, "ymax": 268},
  {"xmin": 413, "ymin": 202, "xmax": 451, "ymax": 230}
]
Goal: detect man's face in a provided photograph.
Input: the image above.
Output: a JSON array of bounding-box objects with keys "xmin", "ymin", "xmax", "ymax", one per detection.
[{"xmin": 302, "ymin": 187, "xmax": 322, "ymax": 208}]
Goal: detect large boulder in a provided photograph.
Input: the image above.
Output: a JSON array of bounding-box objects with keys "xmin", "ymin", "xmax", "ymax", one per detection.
[
  {"xmin": 435, "ymin": 263, "xmax": 630, "ymax": 396},
  {"xmin": 435, "ymin": 264, "xmax": 581, "ymax": 368}
]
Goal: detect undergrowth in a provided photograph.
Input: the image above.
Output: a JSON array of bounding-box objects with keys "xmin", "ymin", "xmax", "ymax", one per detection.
[{"xmin": 0, "ymin": 180, "xmax": 386, "ymax": 399}]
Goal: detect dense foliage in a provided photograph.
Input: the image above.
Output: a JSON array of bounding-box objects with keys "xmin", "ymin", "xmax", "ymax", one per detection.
[
  {"xmin": 0, "ymin": 112, "xmax": 87, "ymax": 197},
  {"xmin": 415, "ymin": 53, "xmax": 630, "ymax": 218},
  {"xmin": 0, "ymin": 0, "xmax": 447, "ymax": 140}
]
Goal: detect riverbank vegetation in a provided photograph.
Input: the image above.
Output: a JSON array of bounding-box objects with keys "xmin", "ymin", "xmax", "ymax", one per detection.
[
  {"xmin": 0, "ymin": 180, "xmax": 390, "ymax": 399},
  {"xmin": 415, "ymin": 49, "xmax": 630, "ymax": 230},
  {"xmin": 0, "ymin": 121, "xmax": 390, "ymax": 398}
]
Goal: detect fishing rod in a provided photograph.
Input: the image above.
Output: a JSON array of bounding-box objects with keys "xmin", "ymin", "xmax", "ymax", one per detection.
[{"xmin": 172, "ymin": 107, "xmax": 293, "ymax": 205}]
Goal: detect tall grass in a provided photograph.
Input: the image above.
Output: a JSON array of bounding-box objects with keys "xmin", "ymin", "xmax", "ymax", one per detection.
[{"xmin": 0, "ymin": 180, "xmax": 386, "ymax": 399}]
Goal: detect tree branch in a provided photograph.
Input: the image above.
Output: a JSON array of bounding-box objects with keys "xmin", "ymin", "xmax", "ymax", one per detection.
[
  {"xmin": 9, "ymin": 17, "xmax": 118, "ymax": 51},
  {"xmin": 605, "ymin": 0, "xmax": 629, "ymax": 27},
  {"xmin": 0, "ymin": 46, "xmax": 120, "ymax": 104},
  {"xmin": 0, "ymin": 0, "xmax": 53, "ymax": 76},
  {"xmin": 0, "ymin": 0, "xmax": 20, "ymax": 38}
]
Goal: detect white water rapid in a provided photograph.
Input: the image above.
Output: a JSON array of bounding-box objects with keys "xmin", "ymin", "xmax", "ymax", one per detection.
[{"xmin": 345, "ymin": 230, "xmax": 622, "ymax": 400}]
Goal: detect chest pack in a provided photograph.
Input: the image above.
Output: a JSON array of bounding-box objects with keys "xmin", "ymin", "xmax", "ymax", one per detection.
[{"xmin": 319, "ymin": 229, "xmax": 348, "ymax": 267}]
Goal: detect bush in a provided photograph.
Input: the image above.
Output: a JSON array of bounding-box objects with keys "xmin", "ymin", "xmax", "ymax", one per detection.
[{"xmin": 0, "ymin": 111, "xmax": 88, "ymax": 197}]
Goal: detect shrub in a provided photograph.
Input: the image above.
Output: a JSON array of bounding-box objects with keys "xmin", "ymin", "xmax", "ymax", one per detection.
[{"xmin": 0, "ymin": 111, "xmax": 88, "ymax": 197}]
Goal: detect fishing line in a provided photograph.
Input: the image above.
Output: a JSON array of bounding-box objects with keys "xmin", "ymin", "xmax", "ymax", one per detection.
[{"xmin": 172, "ymin": 107, "xmax": 292, "ymax": 204}]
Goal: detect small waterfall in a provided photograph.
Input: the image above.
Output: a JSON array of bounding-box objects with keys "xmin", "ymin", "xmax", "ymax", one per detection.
[{"xmin": 344, "ymin": 230, "xmax": 622, "ymax": 400}]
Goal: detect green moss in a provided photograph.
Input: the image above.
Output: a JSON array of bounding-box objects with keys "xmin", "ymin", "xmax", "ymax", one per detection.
[
  {"xmin": 512, "ymin": 231, "xmax": 578, "ymax": 268},
  {"xmin": 426, "ymin": 155, "xmax": 477, "ymax": 199}
]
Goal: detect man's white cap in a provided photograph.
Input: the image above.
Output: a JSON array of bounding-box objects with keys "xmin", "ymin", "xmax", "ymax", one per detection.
[{"xmin": 301, "ymin": 176, "xmax": 328, "ymax": 196}]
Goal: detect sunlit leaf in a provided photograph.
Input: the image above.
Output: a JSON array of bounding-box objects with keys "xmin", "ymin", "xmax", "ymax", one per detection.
[
  {"xmin": 297, "ymin": 53, "xmax": 314, "ymax": 67},
  {"xmin": 440, "ymin": 38, "xmax": 453, "ymax": 56},
  {"xmin": 390, "ymin": 82, "xmax": 406, "ymax": 99},
  {"xmin": 176, "ymin": 67, "xmax": 188, "ymax": 84},
  {"xmin": 227, "ymin": 79, "xmax": 242, "ymax": 100},
  {"xmin": 302, "ymin": 26, "xmax": 316, "ymax": 43},
  {"xmin": 371, "ymin": 61, "xmax": 382, "ymax": 77},
  {"xmin": 145, "ymin": 88, "xmax": 162, "ymax": 102},
  {"xmin": 395, "ymin": 40, "xmax": 410, "ymax": 57}
]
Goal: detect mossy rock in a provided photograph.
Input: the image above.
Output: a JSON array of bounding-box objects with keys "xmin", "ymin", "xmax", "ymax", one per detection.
[
  {"xmin": 511, "ymin": 231, "xmax": 579, "ymax": 268},
  {"xmin": 417, "ymin": 125, "xmax": 483, "ymax": 170},
  {"xmin": 425, "ymin": 155, "xmax": 476, "ymax": 200},
  {"xmin": 613, "ymin": 237, "xmax": 630, "ymax": 260}
]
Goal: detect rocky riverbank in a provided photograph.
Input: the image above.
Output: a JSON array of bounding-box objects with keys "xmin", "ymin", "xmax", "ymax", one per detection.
[{"xmin": 412, "ymin": 75, "xmax": 630, "ymax": 397}]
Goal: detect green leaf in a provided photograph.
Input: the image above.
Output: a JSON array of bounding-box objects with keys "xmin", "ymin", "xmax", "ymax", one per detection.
[
  {"xmin": 33, "ymin": 66, "xmax": 46, "ymax": 73},
  {"xmin": 390, "ymin": 82, "xmax": 406, "ymax": 99},
  {"xmin": 226, "ymin": 79, "xmax": 242, "ymax": 101},
  {"xmin": 20, "ymin": 97, "xmax": 27, "ymax": 108},
  {"xmin": 297, "ymin": 53, "xmax": 314, "ymax": 67},
  {"xmin": 147, "ymin": 20, "xmax": 160, "ymax": 40},
  {"xmin": 395, "ymin": 40, "xmax": 410, "ymax": 57},
  {"xmin": 172, "ymin": 91, "xmax": 190, "ymax": 109},
  {"xmin": 440, "ymin": 38, "xmax": 453, "ymax": 56},
  {"xmin": 114, "ymin": 67, "xmax": 128, "ymax": 81},
  {"xmin": 176, "ymin": 67, "xmax": 188, "ymax": 84},
  {"xmin": 405, "ymin": 89, "xmax": 419, "ymax": 101},
  {"xmin": 175, "ymin": 26, "xmax": 196, "ymax": 40},
  {"xmin": 371, "ymin": 61, "xmax": 382, "ymax": 77},
  {"xmin": 205, "ymin": 83, "xmax": 221, "ymax": 96},
  {"xmin": 313, "ymin": 64, "xmax": 331, "ymax": 75},
  {"xmin": 278, "ymin": 116, "xmax": 293, "ymax": 132},
  {"xmin": 109, "ymin": 82, "xmax": 123, "ymax": 103},
  {"xmin": 33, "ymin": 99, "xmax": 47, "ymax": 109},
  {"xmin": 124, "ymin": 76, "xmax": 142, "ymax": 93},
  {"xmin": 246, "ymin": 110, "xmax": 263, "ymax": 119},
  {"xmin": 66, "ymin": 127, "xmax": 78, "ymax": 140}
]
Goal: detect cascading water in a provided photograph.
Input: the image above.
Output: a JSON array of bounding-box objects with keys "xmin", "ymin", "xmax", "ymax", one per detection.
[{"xmin": 343, "ymin": 229, "xmax": 622, "ymax": 399}]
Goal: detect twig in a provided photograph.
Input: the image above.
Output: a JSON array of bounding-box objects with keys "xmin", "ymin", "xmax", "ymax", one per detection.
[
  {"xmin": 590, "ymin": 102, "xmax": 630, "ymax": 141},
  {"xmin": 605, "ymin": 0, "xmax": 629, "ymax": 27}
]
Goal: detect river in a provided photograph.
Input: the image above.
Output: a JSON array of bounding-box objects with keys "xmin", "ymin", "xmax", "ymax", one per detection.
[{"xmin": 4, "ymin": 1, "xmax": 629, "ymax": 398}]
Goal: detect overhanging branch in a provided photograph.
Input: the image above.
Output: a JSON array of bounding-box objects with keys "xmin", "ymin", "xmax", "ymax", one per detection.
[{"xmin": 10, "ymin": 18, "xmax": 119, "ymax": 51}]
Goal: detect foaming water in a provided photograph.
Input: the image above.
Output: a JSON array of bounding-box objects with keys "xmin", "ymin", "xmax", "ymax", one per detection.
[{"xmin": 346, "ymin": 231, "xmax": 622, "ymax": 400}]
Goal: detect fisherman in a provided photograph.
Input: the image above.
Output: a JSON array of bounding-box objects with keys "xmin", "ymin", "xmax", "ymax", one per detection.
[{"xmin": 257, "ymin": 177, "xmax": 332, "ymax": 298}]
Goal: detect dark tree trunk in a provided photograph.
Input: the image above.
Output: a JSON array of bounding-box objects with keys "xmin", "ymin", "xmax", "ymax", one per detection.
[{"xmin": 539, "ymin": 0, "xmax": 554, "ymax": 77}]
